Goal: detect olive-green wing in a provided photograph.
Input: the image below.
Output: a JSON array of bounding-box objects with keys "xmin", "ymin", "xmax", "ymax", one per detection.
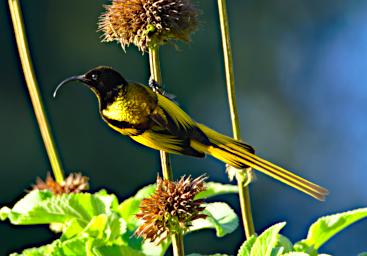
[
  {"xmin": 130, "ymin": 94, "xmax": 207, "ymax": 157},
  {"xmin": 155, "ymin": 93, "xmax": 195, "ymax": 131}
]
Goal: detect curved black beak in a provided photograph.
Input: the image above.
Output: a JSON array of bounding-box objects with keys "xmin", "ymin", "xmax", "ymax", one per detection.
[{"xmin": 53, "ymin": 75, "xmax": 88, "ymax": 98}]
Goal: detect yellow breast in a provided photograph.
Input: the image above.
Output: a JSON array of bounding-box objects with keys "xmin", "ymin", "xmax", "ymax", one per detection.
[{"xmin": 101, "ymin": 88, "xmax": 152, "ymax": 125}]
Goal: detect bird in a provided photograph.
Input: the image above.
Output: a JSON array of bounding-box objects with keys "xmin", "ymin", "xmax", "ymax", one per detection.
[{"xmin": 54, "ymin": 66, "xmax": 328, "ymax": 201}]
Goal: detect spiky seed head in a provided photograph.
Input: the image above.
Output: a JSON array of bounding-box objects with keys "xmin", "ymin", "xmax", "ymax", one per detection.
[
  {"xmin": 33, "ymin": 173, "xmax": 89, "ymax": 195},
  {"xmin": 33, "ymin": 173, "xmax": 64, "ymax": 194},
  {"xmin": 135, "ymin": 175, "xmax": 207, "ymax": 244},
  {"xmin": 98, "ymin": 0, "xmax": 198, "ymax": 52},
  {"xmin": 62, "ymin": 173, "xmax": 90, "ymax": 194}
]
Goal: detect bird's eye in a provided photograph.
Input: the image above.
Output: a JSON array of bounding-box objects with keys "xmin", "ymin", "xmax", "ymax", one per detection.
[{"xmin": 91, "ymin": 73, "xmax": 98, "ymax": 81}]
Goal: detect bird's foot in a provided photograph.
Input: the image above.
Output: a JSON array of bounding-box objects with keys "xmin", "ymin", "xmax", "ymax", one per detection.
[
  {"xmin": 149, "ymin": 77, "xmax": 164, "ymax": 94},
  {"xmin": 226, "ymin": 164, "xmax": 256, "ymax": 186},
  {"xmin": 149, "ymin": 77, "xmax": 177, "ymax": 102}
]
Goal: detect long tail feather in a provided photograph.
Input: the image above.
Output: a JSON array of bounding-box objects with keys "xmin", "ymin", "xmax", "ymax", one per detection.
[{"xmin": 192, "ymin": 124, "xmax": 328, "ymax": 201}]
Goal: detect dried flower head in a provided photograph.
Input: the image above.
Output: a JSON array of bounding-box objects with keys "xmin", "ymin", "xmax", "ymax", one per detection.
[
  {"xmin": 33, "ymin": 173, "xmax": 89, "ymax": 195},
  {"xmin": 135, "ymin": 175, "xmax": 207, "ymax": 243},
  {"xmin": 99, "ymin": 0, "xmax": 198, "ymax": 51}
]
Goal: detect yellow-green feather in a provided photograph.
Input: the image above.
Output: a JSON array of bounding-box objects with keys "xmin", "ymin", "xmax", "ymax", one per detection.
[
  {"xmin": 156, "ymin": 93, "xmax": 195, "ymax": 130},
  {"xmin": 130, "ymin": 93, "xmax": 198, "ymax": 154},
  {"xmin": 100, "ymin": 83, "xmax": 328, "ymax": 200},
  {"xmin": 190, "ymin": 125, "xmax": 328, "ymax": 200}
]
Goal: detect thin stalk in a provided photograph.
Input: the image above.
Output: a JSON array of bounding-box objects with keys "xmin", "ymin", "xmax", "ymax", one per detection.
[
  {"xmin": 148, "ymin": 47, "xmax": 173, "ymax": 181},
  {"xmin": 8, "ymin": 0, "xmax": 64, "ymax": 183},
  {"xmin": 171, "ymin": 232, "xmax": 185, "ymax": 256},
  {"xmin": 148, "ymin": 47, "xmax": 182, "ymax": 255},
  {"xmin": 217, "ymin": 0, "xmax": 255, "ymax": 238}
]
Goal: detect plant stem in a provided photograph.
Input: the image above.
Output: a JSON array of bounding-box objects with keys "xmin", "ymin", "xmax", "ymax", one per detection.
[
  {"xmin": 171, "ymin": 232, "xmax": 185, "ymax": 256},
  {"xmin": 148, "ymin": 48, "xmax": 174, "ymax": 181},
  {"xmin": 217, "ymin": 0, "xmax": 255, "ymax": 238},
  {"xmin": 8, "ymin": 0, "xmax": 64, "ymax": 183},
  {"xmin": 148, "ymin": 47, "xmax": 182, "ymax": 255}
]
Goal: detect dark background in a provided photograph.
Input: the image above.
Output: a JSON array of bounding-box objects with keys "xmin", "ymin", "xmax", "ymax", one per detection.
[{"xmin": 1, "ymin": 0, "xmax": 367, "ymax": 255}]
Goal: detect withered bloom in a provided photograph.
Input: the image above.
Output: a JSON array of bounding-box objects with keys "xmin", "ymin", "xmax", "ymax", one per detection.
[
  {"xmin": 135, "ymin": 175, "xmax": 207, "ymax": 243},
  {"xmin": 98, "ymin": 0, "xmax": 198, "ymax": 51},
  {"xmin": 33, "ymin": 173, "xmax": 89, "ymax": 195}
]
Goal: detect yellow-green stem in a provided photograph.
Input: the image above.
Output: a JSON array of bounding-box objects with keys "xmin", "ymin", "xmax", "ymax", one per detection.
[
  {"xmin": 171, "ymin": 232, "xmax": 185, "ymax": 256},
  {"xmin": 148, "ymin": 47, "xmax": 173, "ymax": 181},
  {"xmin": 217, "ymin": 0, "xmax": 255, "ymax": 238},
  {"xmin": 148, "ymin": 47, "xmax": 182, "ymax": 255},
  {"xmin": 8, "ymin": 0, "xmax": 64, "ymax": 183}
]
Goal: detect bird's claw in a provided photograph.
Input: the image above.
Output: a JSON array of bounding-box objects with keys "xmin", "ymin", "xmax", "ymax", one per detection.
[
  {"xmin": 149, "ymin": 77, "xmax": 164, "ymax": 95},
  {"xmin": 149, "ymin": 77, "xmax": 177, "ymax": 102},
  {"xmin": 225, "ymin": 164, "xmax": 256, "ymax": 186}
]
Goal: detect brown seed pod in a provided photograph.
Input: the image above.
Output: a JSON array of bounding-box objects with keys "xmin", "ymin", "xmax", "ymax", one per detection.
[
  {"xmin": 32, "ymin": 173, "xmax": 89, "ymax": 195},
  {"xmin": 99, "ymin": 0, "xmax": 198, "ymax": 51},
  {"xmin": 135, "ymin": 175, "xmax": 207, "ymax": 244}
]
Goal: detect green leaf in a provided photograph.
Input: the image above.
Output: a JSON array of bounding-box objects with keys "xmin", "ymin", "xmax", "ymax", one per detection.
[
  {"xmin": 55, "ymin": 237, "xmax": 90, "ymax": 256},
  {"xmin": 13, "ymin": 225, "xmax": 128, "ymax": 256},
  {"xmin": 117, "ymin": 197, "xmax": 141, "ymax": 228},
  {"xmin": 292, "ymin": 243, "xmax": 316, "ymax": 255},
  {"xmin": 271, "ymin": 236, "xmax": 293, "ymax": 256},
  {"xmin": 0, "ymin": 207, "xmax": 11, "ymax": 221},
  {"xmin": 295, "ymin": 208, "xmax": 367, "ymax": 250},
  {"xmin": 10, "ymin": 237, "xmax": 89, "ymax": 256},
  {"xmin": 187, "ymin": 254, "xmax": 229, "ymax": 256},
  {"xmin": 189, "ymin": 202, "xmax": 239, "ymax": 237},
  {"xmin": 358, "ymin": 253, "xmax": 367, "ymax": 256},
  {"xmin": 0, "ymin": 190, "xmax": 116, "ymax": 225},
  {"xmin": 275, "ymin": 235, "xmax": 293, "ymax": 254},
  {"xmin": 62, "ymin": 218, "xmax": 86, "ymax": 239},
  {"xmin": 250, "ymin": 222, "xmax": 286, "ymax": 256},
  {"xmin": 94, "ymin": 244, "xmax": 145, "ymax": 256},
  {"xmin": 105, "ymin": 212, "xmax": 127, "ymax": 240},
  {"xmin": 1, "ymin": 190, "xmax": 53, "ymax": 222},
  {"xmin": 271, "ymin": 247, "xmax": 285, "ymax": 256},
  {"xmin": 281, "ymin": 253, "xmax": 309, "ymax": 256},
  {"xmin": 10, "ymin": 243, "xmax": 57, "ymax": 256},
  {"xmin": 84, "ymin": 214, "xmax": 108, "ymax": 239},
  {"xmin": 83, "ymin": 212, "xmax": 126, "ymax": 241},
  {"xmin": 237, "ymin": 235, "xmax": 257, "ymax": 256},
  {"xmin": 134, "ymin": 184, "xmax": 156, "ymax": 199},
  {"xmin": 6, "ymin": 190, "xmax": 133, "ymax": 256},
  {"xmin": 94, "ymin": 189, "xmax": 119, "ymax": 211},
  {"xmin": 195, "ymin": 182, "xmax": 238, "ymax": 199},
  {"xmin": 117, "ymin": 184, "xmax": 156, "ymax": 229},
  {"xmin": 141, "ymin": 239, "xmax": 171, "ymax": 256}
]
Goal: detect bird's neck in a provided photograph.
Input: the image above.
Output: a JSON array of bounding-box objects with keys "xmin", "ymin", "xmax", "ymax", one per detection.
[{"xmin": 98, "ymin": 86, "xmax": 126, "ymax": 110}]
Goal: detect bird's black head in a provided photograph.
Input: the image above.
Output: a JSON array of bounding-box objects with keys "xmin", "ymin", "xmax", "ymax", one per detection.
[{"xmin": 54, "ymin": 66, "xmax": 128, "ymax": 98}]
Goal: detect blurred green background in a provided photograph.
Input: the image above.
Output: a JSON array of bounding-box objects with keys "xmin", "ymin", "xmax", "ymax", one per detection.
[{"xmin": 1, "ymin": 0, "xmax": 367, "ymax": 255}]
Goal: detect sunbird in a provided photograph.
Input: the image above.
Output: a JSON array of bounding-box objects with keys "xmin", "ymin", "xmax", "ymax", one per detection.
[{"xmin": 54, "ymin": 66, "xmax": 328, "ymax": 200}]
